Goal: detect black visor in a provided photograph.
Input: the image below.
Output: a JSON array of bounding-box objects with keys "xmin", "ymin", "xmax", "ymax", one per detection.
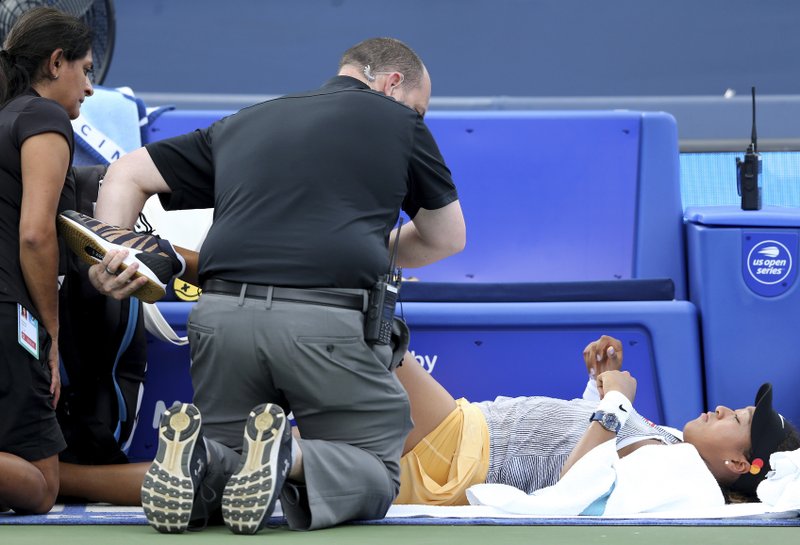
[{"xmin": 729, "ymin": 383, "xmax": 789, "ymax": 496}]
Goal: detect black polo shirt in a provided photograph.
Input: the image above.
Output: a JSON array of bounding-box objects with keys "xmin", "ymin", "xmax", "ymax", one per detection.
[
  {"xmin": 0, "ymin": 90, "xmax": 74, "ymax": 318},
  {"xmin": 147, "ymin": 76, "xmax": 458, "ymax": 289}
]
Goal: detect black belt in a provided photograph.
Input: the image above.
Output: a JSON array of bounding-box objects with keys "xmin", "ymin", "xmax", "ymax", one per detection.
[{"xmin": 202, "ymin": 279, "xmax": 365, "ymax": 311}]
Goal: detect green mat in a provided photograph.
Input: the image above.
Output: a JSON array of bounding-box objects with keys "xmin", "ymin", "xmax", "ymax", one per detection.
[{"xmin": 3, "ymin": 524, "xmax": 799, "ymax": 545}]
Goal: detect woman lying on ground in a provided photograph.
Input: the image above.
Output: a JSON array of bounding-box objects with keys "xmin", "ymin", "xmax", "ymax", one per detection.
[{"xmin": 394, "ymin": 335, "xmax": 800, "ymax": 505}]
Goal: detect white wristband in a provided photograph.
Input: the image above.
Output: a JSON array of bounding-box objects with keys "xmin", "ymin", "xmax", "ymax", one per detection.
[
  {"xmin": 596, "ymin": 390, "xmax": 633, "ymax": 428},
  {"xmin": 582, "ymin": 377, "xmax": 600, "ymax": 401}
]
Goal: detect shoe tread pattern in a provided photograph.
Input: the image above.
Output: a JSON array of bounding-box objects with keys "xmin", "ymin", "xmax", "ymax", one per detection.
[
  {"xmin": 141, "ymin": 403, "xmax": 202, "ymax": 534},
  {"xmin": 222, "ymin": 403, "xmax": 289, "ymax": 535}
]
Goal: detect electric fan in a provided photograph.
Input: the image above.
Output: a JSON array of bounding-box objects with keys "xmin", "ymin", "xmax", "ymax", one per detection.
[{"xmin": 0, "ymin": 0, "xmax": 115, "ymax": 84}]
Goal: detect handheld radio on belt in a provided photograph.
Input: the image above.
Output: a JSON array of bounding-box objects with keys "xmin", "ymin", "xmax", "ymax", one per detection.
[{"xmin": 364, "ymin": 219, "xmax": 403, "ymax": 345}]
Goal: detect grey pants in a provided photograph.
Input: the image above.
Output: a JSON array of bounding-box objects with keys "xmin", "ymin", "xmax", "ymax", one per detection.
[{"xmin": 187, "ymin": 291, "xmax": 412, "ymax": 530}]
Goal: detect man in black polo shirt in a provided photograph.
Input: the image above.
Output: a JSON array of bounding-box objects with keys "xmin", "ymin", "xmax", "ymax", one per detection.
[{"xmin": 87, "ymin": 38, "xmax": 465, "ymax": 533}]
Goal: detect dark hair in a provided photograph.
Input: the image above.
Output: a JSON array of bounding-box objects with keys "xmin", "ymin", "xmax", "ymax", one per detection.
[
  {"xmin": 0, "ymin": 7, "xmax": 92, "ymax": 105},
  {"xmin": 721, "ymin": 420, "xmax": 800, "ymax": 503},
  {"xmin": 339, "ymin": 37, "xmax": 424, "ymax": 89}
]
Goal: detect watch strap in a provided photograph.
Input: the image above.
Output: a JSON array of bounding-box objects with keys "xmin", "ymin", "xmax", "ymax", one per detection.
[{"xmin": 590, "ymin": 410, "xmax": 621, "ymax": 433}]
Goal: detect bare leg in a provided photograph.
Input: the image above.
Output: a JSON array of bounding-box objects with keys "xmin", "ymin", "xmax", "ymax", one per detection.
[
  {"xmin": 0, "ymin": 453, "xmax": 60, "ymax": 514},
  {"xmin": 59, "ymin": 461, "xmax": 149, "ymax": 505},
  {"xmin": 395, "ymin": 352, "xmax": 457, "ymax": 455},
  {"xmin": 174, "ymin": 246, "xmax": 199, "ymax": 287}
]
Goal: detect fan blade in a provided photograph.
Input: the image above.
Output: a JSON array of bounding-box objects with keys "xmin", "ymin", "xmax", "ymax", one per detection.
[{"xmin": 55, "ymin": 0, "xmax": 95, "ymax": 18}]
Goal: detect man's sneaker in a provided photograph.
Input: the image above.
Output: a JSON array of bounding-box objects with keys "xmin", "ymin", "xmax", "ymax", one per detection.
[
  {"xmin": 57, "ymin": 210, "xmax": 184, "ymax": 303},
  {"xmin": 222, "ymin": 403, "xmax": 292, "ymax": 535},
  {"xmin": 141, "ymin": 403, "xmax": 207, "ymax": 534}
]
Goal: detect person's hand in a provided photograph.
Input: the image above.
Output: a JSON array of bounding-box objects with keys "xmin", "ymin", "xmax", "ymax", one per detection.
[
  {"xmin": 87, "ymin": 249, "xmax": 148, "ymax": 300},
  {"xmin": 583, "ymin": 335, "xmax": 623, "ymax": 378},
  {"xmin": 596, "ymin": 370, "xmax": 636, "ymax": 403},
  {"xmin": 47, "ymin": 338, "xmax": 60, "ymax": 408}
]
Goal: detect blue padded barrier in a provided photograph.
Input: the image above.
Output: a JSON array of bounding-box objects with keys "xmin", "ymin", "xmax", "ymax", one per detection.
[
  {"xmin": 398, "ymin": 301, "xmax": 703, "ymax": 429},
  {"xmin": 127, "ymin": 299, "xmax": 703, "ymax": 462},
  {"xmin": 403, "ymin": 112, "xmax": 641, "ymax": 285},
  {"xmin": 685, "ymin": 205, "xmax": 800, "ymax": 427},
  {"xmin": 634, "ymin": 112, "xmax": 685, "ymax": 295},
  {"xmin": 145, "ymin": 109, "xmax": 230, "ymax": 142}
]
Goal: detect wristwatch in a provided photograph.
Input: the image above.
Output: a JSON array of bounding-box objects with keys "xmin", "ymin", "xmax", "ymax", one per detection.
[{"xmin": 589, "ymin": 410, "xmax": 621, "ymax": 433}]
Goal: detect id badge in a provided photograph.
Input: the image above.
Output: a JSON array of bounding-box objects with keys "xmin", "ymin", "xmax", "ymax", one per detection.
[{"xmin": 17, "ymin": 303, "xmax": 39, "ymax": 359}]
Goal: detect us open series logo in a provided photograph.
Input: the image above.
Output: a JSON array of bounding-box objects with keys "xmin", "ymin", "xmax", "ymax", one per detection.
[{"xmin": 742, "ymin": 233, "xmax": 798, "ymax": 297}]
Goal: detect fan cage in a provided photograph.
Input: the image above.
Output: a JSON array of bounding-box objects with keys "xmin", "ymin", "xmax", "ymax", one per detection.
[{"xmin": 0, "ymin": 0, "xmax": 115, "ymax": 85}]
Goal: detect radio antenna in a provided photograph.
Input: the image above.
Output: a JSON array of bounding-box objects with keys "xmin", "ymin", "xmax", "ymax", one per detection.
[
  {"xmin": 750, "ymin": 86, "xmax": 758, "ymax": 153},
  {"xmin": 388, "ymin": 217, "xmax": 403, "ymax": 275}
]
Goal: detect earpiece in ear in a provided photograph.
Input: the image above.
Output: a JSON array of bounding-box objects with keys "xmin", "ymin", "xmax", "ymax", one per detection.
[{"xmin": 363, "ymin": 65, "xmax": 375, "ymax": 82}]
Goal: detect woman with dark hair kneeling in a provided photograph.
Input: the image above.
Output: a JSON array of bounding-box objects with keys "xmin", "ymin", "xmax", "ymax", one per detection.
[{"xmin": 0, "ymin": 7, "xmax": 93, "ymax": 514}]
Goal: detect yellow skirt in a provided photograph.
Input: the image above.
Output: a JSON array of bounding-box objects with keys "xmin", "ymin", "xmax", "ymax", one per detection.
[{"xmin": 396, "ymin": 398, "xmax": 490, "ymax": 505}]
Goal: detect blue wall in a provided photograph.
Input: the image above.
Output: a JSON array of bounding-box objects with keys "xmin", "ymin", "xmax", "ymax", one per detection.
[{"xmin": 105, "ymin": 0, "xmax": 800, "ymax": 97}]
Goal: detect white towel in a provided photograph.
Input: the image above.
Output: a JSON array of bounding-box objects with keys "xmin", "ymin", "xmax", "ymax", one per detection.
[
  {"xmin": 757, "ymin": 447, "xmax": 800, "ymax": 510},
  {"xmin": 467, "ymin": 440, "xmax": 724, "ymax": 516},
  {"xmin": 71, "ymin": 86, "xmax": 145, "ymax": 166},
  {"xmin": 604, "ymin": 442, "xmax": 723, "ymax": 514}
]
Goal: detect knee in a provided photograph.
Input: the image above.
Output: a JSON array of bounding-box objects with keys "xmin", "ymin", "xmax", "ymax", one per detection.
[
  {"xmin": 11, "ymin": 494, "xmax": 56, "ymax": 515},
  {"xmin": 22, "ymin": 486, "xmax": 58, "ymax": 515},
  {"xmin": 28, "ymin": 473, "xmax": 59, "ymax": 514},
  {"xmin": 29, "ymin": 496, "xmax": 57, "ymax": 515}
]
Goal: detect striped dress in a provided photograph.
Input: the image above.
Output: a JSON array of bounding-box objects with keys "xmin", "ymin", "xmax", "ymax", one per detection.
[{"xmin": 475, "ymin": 396, "xmax": 682, "ymax": 493}]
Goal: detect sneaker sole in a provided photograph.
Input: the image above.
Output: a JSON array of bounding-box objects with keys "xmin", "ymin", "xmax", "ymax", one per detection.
[
  {"xmin": 57, "ymin": 213, "xmax": 167, "ymax": 304},
  {"xmin": 222, "ymin": 403, "xmax": 288, "ymax": 535},
  {"xmin": 141, "ymin": 403, "xmax": 202, "ymax": 534}
]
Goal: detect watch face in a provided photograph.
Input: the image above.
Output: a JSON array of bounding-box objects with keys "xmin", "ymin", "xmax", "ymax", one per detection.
[{"xmin": 602, "ymin": 412, "xmax": 620, "ymax": 431}]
